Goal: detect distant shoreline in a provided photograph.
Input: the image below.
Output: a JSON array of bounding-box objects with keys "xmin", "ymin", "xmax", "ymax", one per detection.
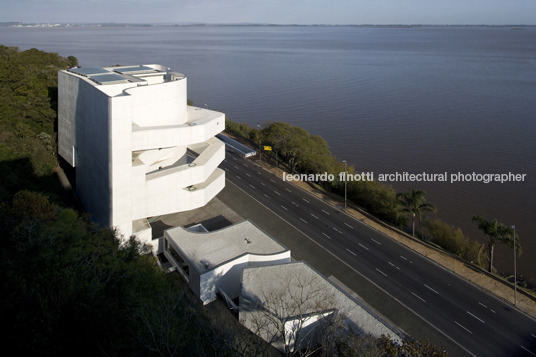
[{"xmin": 2, "ymin": 22, "xmax": 535, "ymax": 28}]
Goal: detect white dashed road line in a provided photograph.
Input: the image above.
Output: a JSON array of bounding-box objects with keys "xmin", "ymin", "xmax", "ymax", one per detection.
[
  {"xmin": 311, "ymin": 213, "xmax": 319, "ymax": 219},
  {"xmin": 249, "ymin": 184, "xmax": 255, "ymax": 189},
  {"xmin": 274, "ymin": 190, "xmax": 281, "ymax": 196},
  {"xmin": 412, "ymin": 292, "xmax": 426, "ymax": 303},
  {"xmin": 521, "ymin": 346, "xmax": 536, "ymax": 356},
  {"xmin": 358, "ymin": 243, "xmax": 369, "ymax": 251},
  {"xmin": 300, "ymin": 218, "xmax": 308, "ymax": 224},
  {"xmin": 321, "ymin": 209, "xmax": 330, "ymax": 215},
  {"xmin": 281, "ymin": 205, "xmax": 288, "ymax": 211},
  {"xmin": 322, "ymin": 233, "xmax": 332, "ymax": 240},
  {"xmin": 346, "ymin": 249, "xmax": 357, "ymax": 256},
  {"xmin": 454, "ymin": 321, "xmax": 472, "ymax": 334},
  {"xmin": 467, "ymin": 311, "xmax": 485, "ymax": 324},
  {"xmin": 376, "ymin": 268, "xmax": 388, "ymax": 277},
  {"xmin": 424, "ymin": 284, "xmax": 439, "ymax": 295},
  {"xmin": 370, "ymin": 238, "xmax": 381, "ymax": 245},
  {"xmin": 344, "ymin": 223, "xmax": 354, "ymax": 229},
  {"xmin": 302, "ymin": 198, "xmax": 310, "ymax": 203},
  {"xmin": 270, "ymin": 179, "xmax": 276, "ymax": 183}
]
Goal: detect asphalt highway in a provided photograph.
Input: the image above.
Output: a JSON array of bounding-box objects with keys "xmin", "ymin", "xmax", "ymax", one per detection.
[{"xmin": 219, "ymin": 148, "xmax": 536, "ymax": 357}]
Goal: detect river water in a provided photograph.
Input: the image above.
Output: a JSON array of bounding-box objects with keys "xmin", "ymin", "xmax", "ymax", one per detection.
[{"xmin": 1, "ymin": 25, "xmax": 535, "ymax": 283}]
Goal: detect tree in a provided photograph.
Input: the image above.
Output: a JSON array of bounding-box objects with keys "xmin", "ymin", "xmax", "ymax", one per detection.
[
  {"xmin": 397, "ymin": 188, "xmax": 437, "ymax": 237},
  {"xmin": 240, "ymin": 266, "xmax": 346, "ymax": 356},
  {"xmin": 472, "ymin": 216, "xmax": 521, "ymax": 273}
]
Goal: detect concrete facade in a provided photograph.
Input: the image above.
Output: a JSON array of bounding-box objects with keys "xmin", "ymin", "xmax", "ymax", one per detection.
[
  {"xmin": 163, "ymin": 220, "xmax": 291, "ymax": 304},
  {"xmin": 58, "ymin": 65, "xmax": 225, "ymax": 244}
]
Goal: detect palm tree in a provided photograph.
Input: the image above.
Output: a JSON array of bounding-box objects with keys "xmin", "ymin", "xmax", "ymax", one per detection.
[
  {"xmin": 472, "ymin": 216, "xmax": 521, "ymax": 273},
  {"xmin": 397, "ymin": 188, "xmax": 437, "ymax": 237}
]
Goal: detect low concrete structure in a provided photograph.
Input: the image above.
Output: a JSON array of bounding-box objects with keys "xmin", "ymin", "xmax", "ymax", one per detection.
[
  {"xmin": 58, "ymin": 65, "xmax": 225, "ymax": 244},
  {"xmin": 216, "ymin": 133, "xmax": 256, "ymax": 157},
  {"xmin": 163, "ymin": 220, "xmax": 291, "ymax": 304},
  {"xmin": 239, "ymin": 262, "xmax": 401, "ymax": 353}
]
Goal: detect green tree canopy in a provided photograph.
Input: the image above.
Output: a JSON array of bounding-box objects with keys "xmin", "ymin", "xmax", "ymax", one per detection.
[{"xmin": 472, "ymin": 216, "xmax": 521, "ymax": 273}]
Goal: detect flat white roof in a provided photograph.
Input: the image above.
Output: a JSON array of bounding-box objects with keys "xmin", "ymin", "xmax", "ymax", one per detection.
[
  {"xmin": 63, "ymin": 64, "xmax": 186, "ymax": 96},
  {"xmin": 165, "ymin": 220, "xmax": 289, "ymax": 272},
  {"xmin": 240, "ymin": 262, "xmax": 402, "ymax": 341}
]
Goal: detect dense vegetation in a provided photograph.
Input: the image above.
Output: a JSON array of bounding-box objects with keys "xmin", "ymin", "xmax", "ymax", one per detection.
[
  {"xmin": 227, "ymin": 120, "xmax": 407, "ymax": 226},
  {"xmin": 0, "ymin": 45, "xmax": 77, "ymax": 203}
]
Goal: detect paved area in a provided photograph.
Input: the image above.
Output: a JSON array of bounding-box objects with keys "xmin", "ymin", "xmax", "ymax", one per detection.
[{"xmin": 150, "ymin": 197, "xmax": 243, "ymax": 238}]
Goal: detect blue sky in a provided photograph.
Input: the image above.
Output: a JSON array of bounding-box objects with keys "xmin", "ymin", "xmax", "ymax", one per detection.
[{"xmin": 2, "ymin": 0, "xmax": 535, "ymax": 25}]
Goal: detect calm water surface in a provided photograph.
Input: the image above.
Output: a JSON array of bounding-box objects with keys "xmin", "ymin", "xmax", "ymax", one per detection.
[{"xmin": 2, "ymin": 26, "xmax": 535, "ymax": 283}]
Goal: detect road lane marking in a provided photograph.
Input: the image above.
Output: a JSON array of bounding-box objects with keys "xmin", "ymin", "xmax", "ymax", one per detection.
[
  {"xmin": 281, "ymin": 205, "xmax": 288, "ymax": 211},
  {"xmin": 454, "ymin": 321, "xmax": 472, "ymax": 334},
  {"xmin": 286, "ymin": 188, "xmax": 292, "ymax": 192},
  {"xmin": 246, "ymin": 173, "xmax": 251, "ymax": 177},
  {"xmin": 333, "ymin": 227, "xmax": 342, "ymax": 234},
  {"xmin": 223, "ymin": 179, "xmax": 479, "ymax": 357},
  {"xmin": 274, "ymin": 190, "xmax": 281, "ymax": 196},
  {"xmin": 344, "ymin": 223, "xmax": 354, "ymax": 229},
  {"xmin": 412, "ymin": 292, "xmax": 426, "ymax": 303},
  {"xmin": 388, "ymin": 261, "xmax": 395, "ymax": 268},
  {"xmin": 292, "ymin": 201, "xmax": 299, "ymax": 207},
  {"xmin": 242, "ymin": 163, "xmax": 248, "ymax": 167},
  {"xmin": 321, "ymin": 209, "xmax": 330, "ymax": 215},
  {"xmin": 346, "ymin": 248, "xmax": 356, "ymax": 256},
  {"xmin": 232, "ymin": 157, "xmax": 237, "ymax": 160},
  {"xmin": 478, "ymin": 302, "xmax": 487, "ymax": 308},
  {"xmin": 257, "ymin": 171, "xmax": 261, "ymax": 175},
  {"xmin": 370, "ymin": 238, "xmax": 381, "ymax": 245},
  {"xmin": 233, "ymin": 165, "xmax": 239, "ymax": 169},
  {"xmin": 223, "ymin": 167, "xmax": 229, "ymax": 171},
  {"xmin": 467, "ymin": 311, "xmax": 485, "ymax": 324},
  {"xmin": 236, "ymin": 176, "xmax": 242, "ymax": 180},
  {"xmin": 302, "ymin": 198, "xmax": 310, "ymax": 203},
  {"xmin": 532, "ymin": 334, "xmax": 536, "ymax": 339},
  {"xmin": 376, "ymin": 268, "xmax": 388, "ymax": 277},
  {"xmin": 261, "ymin": 182, "xmax": 266, "ymax": 186},
  {"xmin": 249, "ymin": 184, "xmax": 255, "ymax": 189},
  {"xmin": 400, "ymin": 255, "xmax": 407, "ymax": 261},
  {"xmin": 424, "ymin": 284, "xmax": 439, "ymax": 294},
  {"xmin": 310, "ymin": 213, "xmax": 319, "ymax": 219},
  {"xmin": 264, "ymin": 194, "xmax": 270, "ymax": 199},
  {"xmin": 490, "ymin": 309, "xmax": 496, "ymax": 314},
  {"xmin": 270, "ymin": 179, "xmax": 276, "ymax": 183},
  {"xmin": 358, "ymin": 243, "xmax": 369, "ymax": 251},
  {"xmin": 521, "ymin": 346, "xmax": 536, "ymax": 356},
  {"xmin": 300, "ymin": 218, "xmax": 308, "ymax": 224},
  {"xmin": 322, "ymin": 233, "xmax": 332, "ymax": 240}
]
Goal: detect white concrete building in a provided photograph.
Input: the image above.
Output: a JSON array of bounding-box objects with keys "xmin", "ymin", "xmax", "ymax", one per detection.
[
  {"xmin": 58, "ymin": 65, "xmax": 225, "ymax": 244},
  {"xmin": 239, "ymin": 262, "xmax": 402, "ymax": 353},
  {"xmin": 162, "ymin": 220, "xmax": 291, "ymax": 304}
]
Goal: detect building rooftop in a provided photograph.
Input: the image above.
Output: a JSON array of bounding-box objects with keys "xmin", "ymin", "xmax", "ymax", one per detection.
[
  {"xmin": 165, "ymin": 220, "xmax": 289, "ymax": 273},
  {"xmin": 240, "ymin": 262, "xmax": 402, "ymax": 341},
  {"xmin": 64, "ymin": 64, "xmax": 186, "ymax": 96}
]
